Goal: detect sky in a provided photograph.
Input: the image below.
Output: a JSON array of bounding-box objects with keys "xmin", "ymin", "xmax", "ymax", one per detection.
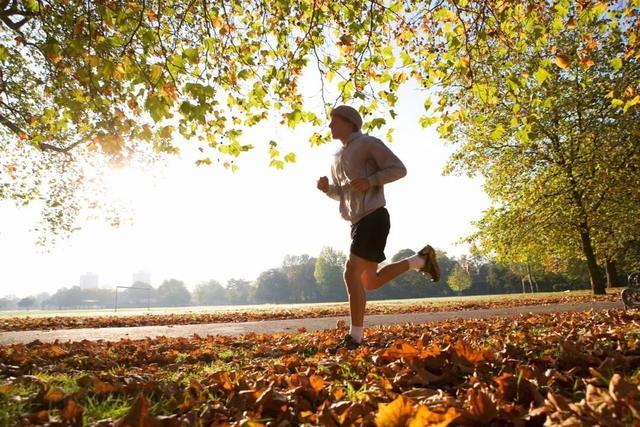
[{"xmin": 0, "ymin": 83, "xmax": 490, "ymax": 298}]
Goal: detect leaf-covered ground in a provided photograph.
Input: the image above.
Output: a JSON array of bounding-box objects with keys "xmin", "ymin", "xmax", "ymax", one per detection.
[
  {"xmin": 1, "ymin": 309, "xmax": 638, "ymax": 426},
  {"xmin": 0, "ymin": 292, "xmax": 620, "ymax": 332}
]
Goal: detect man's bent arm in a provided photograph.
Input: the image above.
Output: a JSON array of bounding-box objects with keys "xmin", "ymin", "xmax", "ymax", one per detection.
[
  {"xmin": 367, "ymin": 141, "xmax": 407, "ymax": 186},
  {"xmin": 326, "ymin": 184, "xmax": 342, "ymax": 201},
  {"xmin": 325, "ymin": 167, "xmax": 343, "ymax": 201}
]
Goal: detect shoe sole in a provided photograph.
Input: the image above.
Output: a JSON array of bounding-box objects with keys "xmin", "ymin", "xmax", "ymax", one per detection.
[
  {"xmin": 428, "ymin": 245, "xmax": 440, "ymax": 282},
  {"xmin": 419, "ymin": 245, "xmax": 440, "ymax": 282}
]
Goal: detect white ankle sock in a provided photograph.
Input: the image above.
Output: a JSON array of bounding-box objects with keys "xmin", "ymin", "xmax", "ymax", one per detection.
[
  {"xmin": 349, "ymin": 325, "xmax": 363, "ymax": 343},
  {"xmin": 407, "ymin": 253, "xmax": 425, "ymax": 270}
]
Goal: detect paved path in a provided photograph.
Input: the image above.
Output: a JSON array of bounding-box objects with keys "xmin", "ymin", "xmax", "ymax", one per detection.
[{"xmin": 0, "ymin": 301, "xmax": 623, "ymax": 345}]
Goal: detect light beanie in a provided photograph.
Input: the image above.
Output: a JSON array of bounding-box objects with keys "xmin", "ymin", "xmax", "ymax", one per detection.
[{"xmin": 331, "ymin": 105, "xmax": 363, "ymax": 130}]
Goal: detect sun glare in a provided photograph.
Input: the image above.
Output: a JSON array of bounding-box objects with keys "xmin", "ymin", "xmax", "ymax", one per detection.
[{"xmin": 102, "ymin": 164, "xmax": 152, "ymax": 205}]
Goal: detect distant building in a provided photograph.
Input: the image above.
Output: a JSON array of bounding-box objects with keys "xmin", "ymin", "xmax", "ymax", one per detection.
[
  {"xmin": 79, "ymin": 272, "xmax": 99, "ymax": 289},
  {"xmin": 132, "ymin": 270, "xmax": 151, "ymax": 286}
]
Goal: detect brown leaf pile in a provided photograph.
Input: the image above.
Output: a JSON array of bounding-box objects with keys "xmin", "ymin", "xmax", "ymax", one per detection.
[
  {"xmin": 0, "ymin": 292, "xmax": 619, "ymax": 332},
  {"xmin": 1, "ymin": 309, "xmax": 638, "ymax": 426}
]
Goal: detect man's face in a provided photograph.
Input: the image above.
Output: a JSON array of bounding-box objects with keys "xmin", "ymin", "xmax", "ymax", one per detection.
[{"xmin": 329, "ymin": 114, "xmax": 354, "ymax": 140}]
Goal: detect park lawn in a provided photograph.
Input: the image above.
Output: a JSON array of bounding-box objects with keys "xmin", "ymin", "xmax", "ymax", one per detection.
[
  {"xmin": 0, "ymin": 290, "xmax": 622, "ymax": 332},
  {"xmin": 1, "ymin": 308, "xmax": 638, "ymax": 426}
]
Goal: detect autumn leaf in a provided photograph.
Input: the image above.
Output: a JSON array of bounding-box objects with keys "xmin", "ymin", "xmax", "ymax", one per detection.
[
  {"xmin": 554, "ymin": 54, "xmax": 571, "ymax": 69},
  {"xmin": 375, "ymin": 395, "xmax": 414, "ymax": 427},
  {"xmin": 409, "ymin": 406, "xmax": 460, "ymax": 427},
  {"xmin": 115, "ymin": 394, "xmax": 150, "ymax": 427},
  {"xmin": 580, "ymin": 58, "xmax": 595, "ymax": 69},
  {"xmin": 42, "ymin": 386, "xmax": 67, "ymax": 403},
  {"xmin": 309, "ymin": 374, "xmax": 324, "ymax": 394},
  {"xmin": 61, "ymin": 399, "xmax": 83, "ymax": 426},
  {"xmin": 453, "ymin": 339, "xmax": 492, "ymax": 364},
  {"xmin": 465, "ymin": 388, "xmax": 498, "ymax": 424},
  {"xmin": 381, "ymin": 341, "xmax": 421, "ymax": 360}
]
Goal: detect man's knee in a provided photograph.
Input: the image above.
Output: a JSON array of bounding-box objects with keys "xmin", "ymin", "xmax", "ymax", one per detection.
[
  {"xmin": 343, "ymin": 259, "xmax": 362, "ymax": 292},
  {"xmin": 361, "ymin": 271, "xmax": 377, "ymax": 291}
]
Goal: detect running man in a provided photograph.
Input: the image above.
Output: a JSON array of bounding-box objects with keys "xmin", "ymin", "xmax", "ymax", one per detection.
[{"xmin": 317, "ymin": 105, "xmax": 440, "ymax": 350}]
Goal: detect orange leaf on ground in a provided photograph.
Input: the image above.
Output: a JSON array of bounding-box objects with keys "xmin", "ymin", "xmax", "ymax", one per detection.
[
  {"xmin": 61, "ymin": 399, "xmax": 83, "ymax": 426},
  {"xmin": 309, "ymin": 374, "xmax": 324, "ymax": 393},
  {"xmin": 115, "ymin": 394, "xmax": 149, "ymax": 427},
  {"xmin": 43, "ymin": 386, "xmax": 66, "ymax": 403},
  {"xmin": 465, "ymin": 388, "xmax": 498, "ymax": 424},
  {"xmin": 375, "ymin": 395, "xmax": 415, "ymax": 427},
  {"xmin": 409, "ymin": 405, "xmax": 460, "ymax": 427},
  {"xmin": 453, "ymin": 339, "xmax": 492, "ymax": 364}
]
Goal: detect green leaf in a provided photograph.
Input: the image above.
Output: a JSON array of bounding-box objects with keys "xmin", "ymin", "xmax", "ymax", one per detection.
[
  {"xmin": 309, "ymin": 132, "xmax": 327, "ymax": 146},
  {"xmin": 145, "ymin": 94, "xmax": 169, "ymax": 122},
  {"xmin": 367, "ymin": 118, "xmax": 386, "ymax": 130},
  {"xmin": 269, "ymin": 159, "xmax": 285, "ymax": 169},
  {"xmin": 437, "ymin": 122, "xmax": 453, "ymax": 137},
  {"xmin": 534, "ymin": 67, "xmax": 550, "ymax": 85},
  {"xmin": 623, "ymin": 96, "xmax": 640, "ymax": 113},
  {"xmin": 423, "ymin": 97, "xmax": 432, "ymax": 112},
  {"xmin": 491, "ymin": 125, "xmax": 505, "ymax": 140},
  {"xmin": 182, "ymin": 48, "xmax": 199, "ymax": 64},
  {"xmin": 150, "ymin": 64, "xmax": 163, "ymax": 81},
  {"xmin": 419, "ymin": 115, "xmax": 439, "ymax": 128},
  {"xmin": 400, "ymin": 51, "xmax": 412, "ymax": 67},
  {"xmin": 610, "ymin": 57, "xmax": 623, "ymax": 70}
]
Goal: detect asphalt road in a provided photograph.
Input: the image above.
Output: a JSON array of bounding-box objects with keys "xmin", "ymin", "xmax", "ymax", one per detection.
[{"xmin": 0, "ymin": 301, "xmax": 624, "ymax": 345}]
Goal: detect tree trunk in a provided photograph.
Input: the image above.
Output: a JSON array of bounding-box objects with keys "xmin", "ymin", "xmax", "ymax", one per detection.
[
  {"xmin": 526, "ymin": 263, "xmax": 539, "ymax": 292},
  {"xmin": 521, "ymin": 277, "xmax": 527, "ymax": 294},
  {"xmin": 605, "ymin": 258, "xmax": 618, "ymax": 288},
  {"xmin": 579, "ymin": 225, "xmax": 606, "ymax": 294}
]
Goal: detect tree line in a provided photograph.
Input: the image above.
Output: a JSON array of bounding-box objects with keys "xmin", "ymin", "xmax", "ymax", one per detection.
[{"xmin": 2, "ymin": 246, "xmax": 634, "ymax": 311}]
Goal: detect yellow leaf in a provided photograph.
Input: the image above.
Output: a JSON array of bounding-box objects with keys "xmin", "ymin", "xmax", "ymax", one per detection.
[
  {"xmin": 48, "ymin": 345, "xmax": 66, "ymax": 357},
  {"xmin": 45, "ymin": 52, "xmax": 63, "ymax": 65},
  {"xmin": 150, "ymin": 64, "xmax": 163, "ymax": 81},
  {"xmin": 309, "ymin": 375, "xmax": 324, "ymax": 393},
  {"xmin": 409, "ymin": 406, "xmax": 460, "ymax": 427},
  {"xmin": 44, "ymin": 386, "xmax": 66, "ymax": 403},
  {"xmin": 161, "ymin": 83, "xmax": 178, "ymax": 100},
  {"xmin": 375, "ymin": 395, "xmax": 414, "ymax": 427},
  {"xmin": 128, "ymin": 1, "xmax": 142, "ymax": 11},
  {"xmin": 114, "ymin": 63, "xmax": 125, "ymax": 80},
  {"xmin": 0, "ymin": 382, "xmax": 13, "ymax": 394},
  {"xmin": 580, "ymin": 58, "xmax": 595, "ymax": 69},
  {"xmin": 555, "ymin": 54, "xmax": 571, "ymax": 69},
  {"xmin": 87, "ymin": 55, "xmax": 100, "ymax": 68},
  {"xmin": 210, "ymin": 15, "xmax": 223, "ymax": 29}
]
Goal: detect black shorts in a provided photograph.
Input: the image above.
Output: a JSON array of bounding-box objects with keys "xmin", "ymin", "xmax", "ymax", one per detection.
[{"xmin": 350, "ymin": 207, "xmax": 390, "ymax": 263}]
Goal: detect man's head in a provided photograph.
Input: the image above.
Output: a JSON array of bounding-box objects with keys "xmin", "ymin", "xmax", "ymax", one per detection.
[{"xmin": 330, "ymin": 105, "xmax": 362, "ymax": 141}]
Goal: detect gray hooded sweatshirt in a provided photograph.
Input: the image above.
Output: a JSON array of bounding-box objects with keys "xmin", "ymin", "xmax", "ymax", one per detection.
[{"xmin": 326, "ymin": 131, "xmax": 407, "ymax": 223}]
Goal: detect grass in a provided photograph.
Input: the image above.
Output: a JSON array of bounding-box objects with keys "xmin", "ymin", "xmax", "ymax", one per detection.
[
  {"xmin": 82, "ymin": 394, "xmax": 132, "ymax": 423},
  {"xmin": 0, "ymin": 382, "xmax": 40, "ymax": 425},
  {"xmin": 34, "ymin": 373, "xmax": 78, "ymax": 394}
]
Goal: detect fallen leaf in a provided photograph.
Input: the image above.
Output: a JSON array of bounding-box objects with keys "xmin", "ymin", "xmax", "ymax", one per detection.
[{"xmin": 376, "ymin": 395, "xmax": 414, "ymax": 427}]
